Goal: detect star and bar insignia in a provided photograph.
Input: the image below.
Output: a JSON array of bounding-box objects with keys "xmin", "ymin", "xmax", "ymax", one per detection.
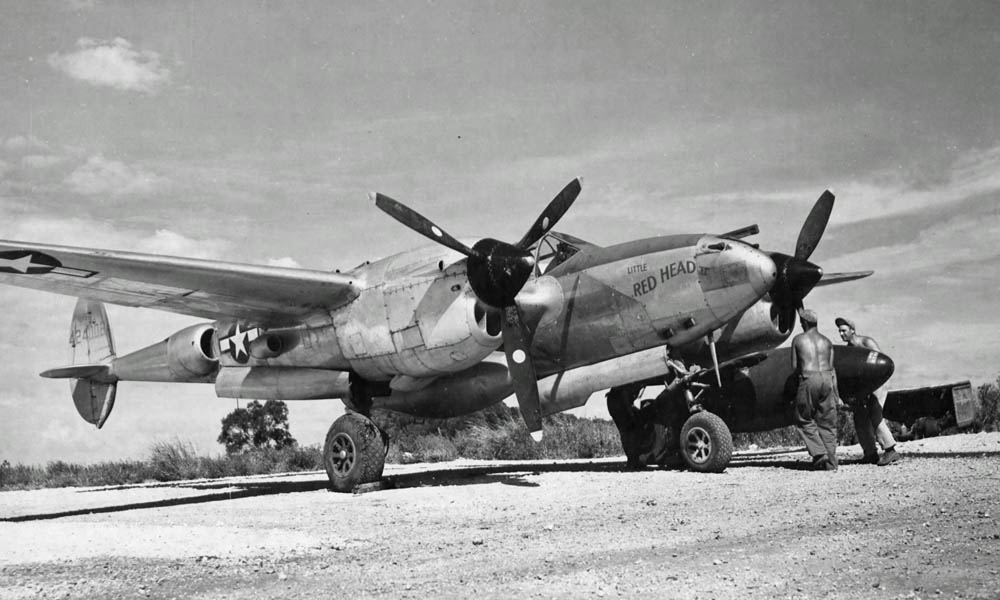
[{"xmin": 0, "ymin": 251, "xmax": 97, "ymax": 278}]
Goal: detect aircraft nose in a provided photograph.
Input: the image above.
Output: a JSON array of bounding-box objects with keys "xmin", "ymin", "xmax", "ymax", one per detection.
[
  {"xmin": 744, "ymin": 244, "xmax": 777, "ymax": 297},
  {"xmin": 696, "ymin": 237, "xmax": 777, "ymax": 324}
]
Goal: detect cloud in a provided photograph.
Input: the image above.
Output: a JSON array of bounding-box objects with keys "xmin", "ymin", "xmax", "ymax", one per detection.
[
  {"xmin": 0, "ymin": 213, "xmax": 230, "ymax": 262},
  {"xmin": 140, "ymin": 229, "xmax": 228, "ymax": 259},
  {"xmin": 3, "ymin": 135, "xmax": 50, "ymax": 153},
  {"xmin": 265, "ymin": 257, "xmax": 301, "ymax": 268},
  {"xmin": 21, "ymin": 155, "xmax": 64, "ymax": 169},
  {"xmin": 47, "ymin": 37, "xmax": 171, "ymax": 94},
  {"xmin": 65, "ymin": 154, "xmax": 165, "ymax": 197}
]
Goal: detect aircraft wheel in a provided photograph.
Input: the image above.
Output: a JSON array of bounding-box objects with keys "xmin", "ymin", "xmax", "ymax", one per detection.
[
  {"xmin": 324, "ymin": 413, "xmax": 386, "ymax": 492},
  {"xmin": 679, "ymin": 411, "xmax": 733, "ymax": 473}
]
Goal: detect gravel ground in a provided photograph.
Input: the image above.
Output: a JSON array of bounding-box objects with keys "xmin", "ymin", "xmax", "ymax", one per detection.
[{"xmin": 2, "ymin": 432, "xmax": 999, "ymax": 600}]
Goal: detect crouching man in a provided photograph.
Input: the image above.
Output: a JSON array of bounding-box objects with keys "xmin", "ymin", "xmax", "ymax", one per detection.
[{"xmin": 835, "ymin": 316, "xmax": 901, "ymax": 466}]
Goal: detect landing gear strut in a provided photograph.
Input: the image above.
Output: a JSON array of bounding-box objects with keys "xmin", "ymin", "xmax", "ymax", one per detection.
[{"xmin": 324, "ymin": 375, "xmax": 390, "ymax": 492}]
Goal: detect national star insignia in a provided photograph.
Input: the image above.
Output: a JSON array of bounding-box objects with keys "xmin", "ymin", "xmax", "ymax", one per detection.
[
  {"xmin": 0, "ymin": 254, "xmax": 46, "ymax": 274},
  {"xmin": 219, "ymin": 324, "xmax": 261, "ymax": 362}
]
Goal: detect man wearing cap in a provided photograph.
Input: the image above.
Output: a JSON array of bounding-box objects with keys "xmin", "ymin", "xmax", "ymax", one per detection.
[
  {"xmin": 835, "ymin": 317, "xmax": 901, "ymax": 466},
  {"xmin": 791, "ymin": 308, "xmax": 839, "ymax": 470}
]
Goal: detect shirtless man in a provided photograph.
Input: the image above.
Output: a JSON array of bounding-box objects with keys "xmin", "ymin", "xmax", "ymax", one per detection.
[
  {"xmin": 835, "ymin": 317, "xmax": 901, "ymax": 466},
  {"xmin": 791, "ymin": 309, "xmax": 839, "ymax": 470}
]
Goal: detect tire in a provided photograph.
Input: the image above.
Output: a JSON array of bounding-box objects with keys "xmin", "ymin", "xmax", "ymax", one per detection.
[
  {"xmin": 679, "ymin": 411, "xmax": 733, "ymax": 473},
  {"xmin": 324, "ymin": 413, "xmax": 387, "ymax": 492}
]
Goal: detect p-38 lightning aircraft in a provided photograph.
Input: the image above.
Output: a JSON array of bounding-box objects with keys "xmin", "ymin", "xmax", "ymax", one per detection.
[{"xmin": 0, "ymin": 178, "xmax": 872, "ymax": 491}]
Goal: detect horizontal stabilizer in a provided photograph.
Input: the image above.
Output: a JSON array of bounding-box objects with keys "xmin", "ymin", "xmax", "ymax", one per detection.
[
  {"xmin": 815, "ymin": 270, "xmax": 874, "ymax": 287},
  {"xmin": 40, "ymin": 363, "xmax": 114, "ymax": 381}
]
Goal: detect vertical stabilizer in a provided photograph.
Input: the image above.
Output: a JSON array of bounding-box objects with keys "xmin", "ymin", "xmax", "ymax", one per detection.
[{"xmin": 69, "ymin": 299, "xmax": 118, "ymax": 428}]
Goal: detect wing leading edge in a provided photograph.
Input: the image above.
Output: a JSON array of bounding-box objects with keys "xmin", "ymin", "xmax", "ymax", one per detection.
[{"xmin": 0, "ymin": 240, "xmax": 361, "ymax": 325}]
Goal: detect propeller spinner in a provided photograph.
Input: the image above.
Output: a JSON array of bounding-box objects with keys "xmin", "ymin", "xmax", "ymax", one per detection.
[{"xmin": 372, "ymin": 178, "xmax": 583, "ymax": 439}]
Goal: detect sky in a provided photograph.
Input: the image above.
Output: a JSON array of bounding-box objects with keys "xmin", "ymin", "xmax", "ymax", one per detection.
[{"xmin": 1, "ymin": 1, "xmax": 998, "ymax": 465}]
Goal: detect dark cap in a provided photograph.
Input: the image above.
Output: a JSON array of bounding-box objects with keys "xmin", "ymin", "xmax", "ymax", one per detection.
[{"xmin": 834, "ymin": 317, "xmax": 855, "ymax": 330}]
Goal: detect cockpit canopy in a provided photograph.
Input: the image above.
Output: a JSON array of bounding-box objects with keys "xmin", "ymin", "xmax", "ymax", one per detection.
[{"xmin": 532, "ymin": 231, "xmax": 592, "ymax": 275}]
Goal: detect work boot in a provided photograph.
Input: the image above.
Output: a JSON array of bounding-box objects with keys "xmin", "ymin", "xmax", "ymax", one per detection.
[
  {"xmin": 860, "ymin": 453, "xmax": 879, "ymax": 465},
  {"xmin": 811, "ymin": 456, "xmax": 836, "ymax": 471},
  {"xmin": 877, "ymin": 447, "xmax": 901, "ymax": 466}
]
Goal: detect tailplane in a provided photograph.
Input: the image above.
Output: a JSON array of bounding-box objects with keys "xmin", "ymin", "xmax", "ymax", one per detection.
[{"xmin": 40, "ymin": 299, "xmax": 119, "ymax": 428}]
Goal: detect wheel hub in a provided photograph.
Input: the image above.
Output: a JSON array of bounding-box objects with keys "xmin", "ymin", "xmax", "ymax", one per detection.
[
  {"xmin": 328, "ymin": 432, "xmax": 356, "ymax": 476},
  {"xmin": 685, "ymin": 426, "xmax": 713, "ymax": 464}
]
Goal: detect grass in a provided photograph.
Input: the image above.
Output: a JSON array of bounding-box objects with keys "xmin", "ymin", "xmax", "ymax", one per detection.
[
  {"xmin": 5, "ymin": 381, "xmax": 999, "ymax": 490},
  {"xmin": 0, "ymin": 441, "xmax": 324, "ymax": 490}
]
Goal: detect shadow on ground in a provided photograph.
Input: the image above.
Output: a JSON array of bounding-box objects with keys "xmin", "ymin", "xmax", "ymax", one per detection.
[{"xmin": 7, "ymin": 448, "xmax": 999, "ymax": 522}]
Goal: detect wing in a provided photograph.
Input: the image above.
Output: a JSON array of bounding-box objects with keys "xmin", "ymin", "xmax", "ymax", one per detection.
[{"xmin": 0, "ymin": 240, "xmax": 360, "ymax": 325}]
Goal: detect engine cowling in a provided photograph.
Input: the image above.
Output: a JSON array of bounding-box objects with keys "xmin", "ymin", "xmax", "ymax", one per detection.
[
  {"xmin": 112, "ymin": 324, "xmax": 220, "ymax": 382},
  {"xmin": 700, "ymin": 299, "xmax": 791, "ymax": 360}
]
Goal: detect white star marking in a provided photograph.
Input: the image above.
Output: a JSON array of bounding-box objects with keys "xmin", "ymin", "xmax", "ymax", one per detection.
[
  {"xmin": 0, "ymin": 255, "xmax": 43, "ymax": 273},
  {"xmin": 220, "ymin": 324, "xmax": 260, "ymax": 361}
]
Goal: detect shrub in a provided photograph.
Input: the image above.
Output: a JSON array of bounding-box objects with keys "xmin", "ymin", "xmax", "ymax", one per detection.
[
  {"xmin": 218, "ymin": 400, "xmax": 297, "ymax": 455},
  {"xmin": 976, "ymin": 378, "xmax": 1000, "ymax": 432},
  {"xmin": 733, "ymin": 426, "xmax": 801, "ymax": 450},
  {"xmin": 149, "ymin": 439, "xmax": 203, "ymax": 481}
]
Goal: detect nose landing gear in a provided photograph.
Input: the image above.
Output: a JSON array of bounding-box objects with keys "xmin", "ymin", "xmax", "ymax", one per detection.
[
  {"xmin": 679, "ymin": 410, "xmax": 733, "ymax": 473},
  {"xmin": 606, "ymin": 359, "xmax": 734, "ymax": 473},
  {"xmin": 676, "ymin": 377, "xmax": 733, "ymax": 473}
]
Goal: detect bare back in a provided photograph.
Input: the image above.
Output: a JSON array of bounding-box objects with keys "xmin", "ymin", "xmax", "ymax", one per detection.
[
  {"xmin": 792, "ymin": 329, "xmax": 835, "ymax": 373},
  {"xmin": 848, "ymin": 333, "xmax": 880, "ymax": 352}
]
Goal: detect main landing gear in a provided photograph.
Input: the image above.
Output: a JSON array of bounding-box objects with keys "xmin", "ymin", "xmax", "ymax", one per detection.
[
  {"xmin": 323, "ymin": 375, "xmax": 390, "ymax": 493},
  {"xmin": 607, "ymin": 369, "xmax": 734, "ymax": 473}
]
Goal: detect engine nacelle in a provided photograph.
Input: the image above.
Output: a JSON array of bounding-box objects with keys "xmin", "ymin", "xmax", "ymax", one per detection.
[
  {"xmin": 698, "ymin": 299, "xmax": 791, "ymax": 360},
  {"xmin": 112, "ymin": 324, "xmax": 220, "ymax": 382}
]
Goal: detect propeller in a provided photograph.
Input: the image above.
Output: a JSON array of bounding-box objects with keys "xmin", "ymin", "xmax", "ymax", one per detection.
[
  {"xmin": 372, "ymin": 178, "xmax": 583, "ymax": 439},
  {"xmin": 768, "ymin": 190, "xmax": 833, "ymax": 331}
]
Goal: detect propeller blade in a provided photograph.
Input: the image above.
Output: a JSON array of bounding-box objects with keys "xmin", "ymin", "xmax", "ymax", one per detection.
[
  {"xmin": 501, "ymin": 304, "xmax": 543, "ymax": 440},
  {"xmin": 514, "ymin": 178, "xmax": 582, "ymax": 250},
  {"xmin": 371, "ymin": 192, "xmax": 476, "ymax": 258},
  {"xmin": 794, "ymin": 190, "xmax": 834, "ymax": 260},
  {"xmin": 815, "ymin": 270, "xmax": 874, "ymax": 287},
  {"xmin": 374, "ymin": 179, "xmax": 579, "ymax": 314}
]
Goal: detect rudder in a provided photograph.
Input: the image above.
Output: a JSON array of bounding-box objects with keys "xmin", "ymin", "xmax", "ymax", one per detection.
[{"xmin": 69, "ymin": 298, "xmax": 118, "ymax": 428}]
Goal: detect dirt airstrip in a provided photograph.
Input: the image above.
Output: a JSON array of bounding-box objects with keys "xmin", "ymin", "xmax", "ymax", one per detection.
[{"xmin": 2, "ymin": 432, "xmax": 999, "ymax": 600}]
